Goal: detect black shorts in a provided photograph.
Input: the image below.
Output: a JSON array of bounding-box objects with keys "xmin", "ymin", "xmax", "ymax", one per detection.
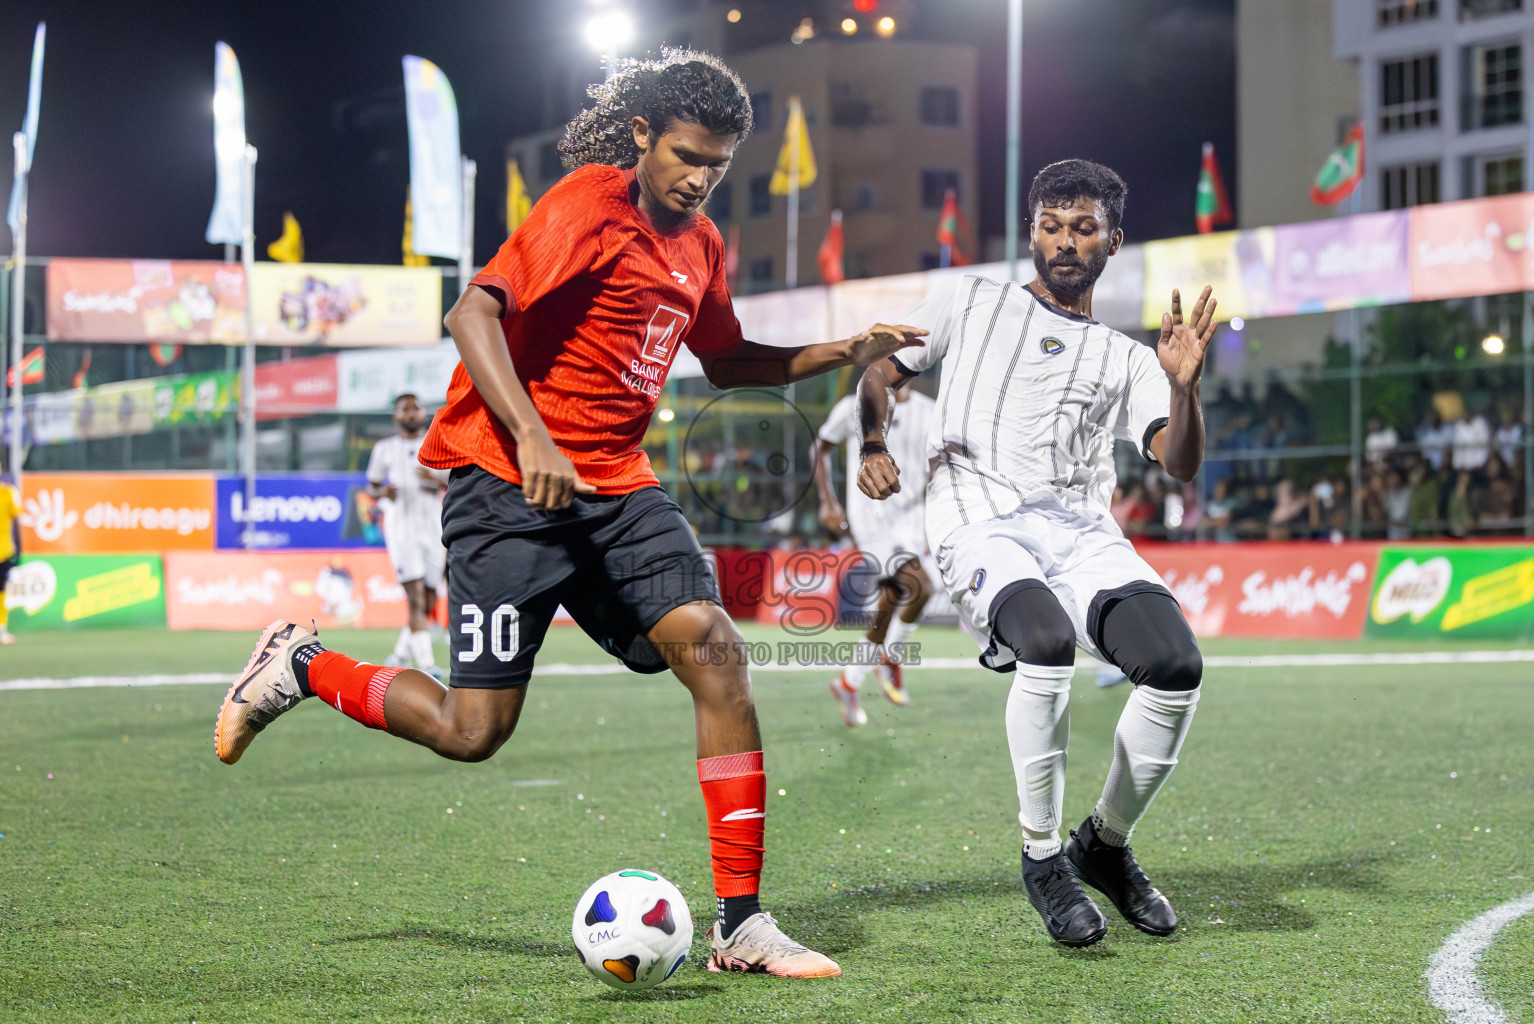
[{"xmin": 442, "ymin": 467, "xmax": 722, "ymax": 688}]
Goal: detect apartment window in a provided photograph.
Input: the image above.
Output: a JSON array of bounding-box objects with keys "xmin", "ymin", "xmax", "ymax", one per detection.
[
  {"xmin": 1480, "ymin": 153, "xmax": 1525, "ymax": 194},
  {"xmin": 854, "ymin": 183, "xmax": 878, "ymax": 211},
  {"xmin": 750, "ymin": 174, "xmax": 771, "ymax": 216},
  {"xmin": 921, "ymin": 170, "xmax": 960, "ymax": 210},
  {"xmin": 748, "ymin": 256, "xmax": 773, "ymax": 283},
  {"xmin": 707, "ymin": 181, "xmax": 733, "ymax": 221},
  {"xmin": 919, "ymin": 252, "xmax": 942, "ymax": 271},
  {"xmin": 1380, "ymin": 54, "xmax": 1440, "ymax": 133},
  {"xmin": 920, "ymin": 86, "xmax": 960, "ymax": 126},
  {"xmin": 1378, "ymin": 0, "xmax": 1439, "ymax": 24},
  {"xmin": 1460, "ymin": 0, "xmax": 1521, "ymax": 18},
  {"xmin": 750, "ymin": 91, "xmax": 772, "ymax": 133},
  {"xmin": 538, "ymin": 141, "xmax": 564, "ymax": 182},
  {"xmin": 1381, "ymin": 160, "xmax": 1441, "ymax": 208},
  {"xmin": 1462, "ymin": 44, "xmax": 1522, "ymax": 129},
  {"xmin": 831, "ymin": 83, "xmax": 877, "ymax": 127}
]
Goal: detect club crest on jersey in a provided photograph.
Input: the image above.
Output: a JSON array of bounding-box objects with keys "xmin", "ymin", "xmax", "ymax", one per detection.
[
  {"xmin": 642, "ymin": 304, "xmax": 690, "ymax": 364},
  {"xmin": 969, "ymin": 568, "xmax": 986, "ymax": 594},
  {"xmin": 1040, "ymin": 336, "xmax": 1066, "ymax": 356}
]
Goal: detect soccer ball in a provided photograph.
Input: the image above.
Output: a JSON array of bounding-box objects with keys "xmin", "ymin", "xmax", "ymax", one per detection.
[{"xmin": 571, "ymin": 869, "xmax": 693, "ymax": 990}]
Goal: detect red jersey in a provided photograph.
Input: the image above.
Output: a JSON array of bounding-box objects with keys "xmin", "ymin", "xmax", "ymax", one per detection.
[{"xmin": 420, "ymin": 163, "xmax": 744, "ymax": 493}]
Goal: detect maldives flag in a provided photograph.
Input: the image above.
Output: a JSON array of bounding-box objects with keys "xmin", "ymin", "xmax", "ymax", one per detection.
[
  {"xmin": 818, "ymin": 209, "xmax": 845, "ymax": 284},
  {"xmin": 7, "ymin": 346, "xmax": 43, "ymax": 388},
  {"xmin": 936, "ymin": 189, "xmax": 971, "ymax": 266},
  {"xmin": 1310, "ymin": 123, "xmax": 1365, "ymax": 206},
  {"xmin": 1195, "ymin": 141, "xmax": 1233, "ymax": 234}
]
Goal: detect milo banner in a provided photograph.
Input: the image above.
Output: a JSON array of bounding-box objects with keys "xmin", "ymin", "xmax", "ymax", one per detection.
[
  {"xmin": 4, "ymin": 554, "xmax": 167, "ymax": 630},
  {"xmin": 1367, "ymin": 545, "xmax": 1534, "ymax": 640}
]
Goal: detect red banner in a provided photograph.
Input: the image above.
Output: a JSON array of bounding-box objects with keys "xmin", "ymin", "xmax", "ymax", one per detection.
[
  {"xmin": 163, "ymin": 550, "xmax": 407, "ymax": 631},
  {"xmin": 47, "ymin": 259, "xmax": 247, "ymax": 344},
  {"xmin": 253, "ymin": 355, "xmax": 339, "ymax": 420},
  {"xmin": 1408, "ymin": 193, "xmax": 1534, "ymax": 301},
  {"xmin": 1138, "ymin": 542, "xmax": 1378, "ymax": 639}
]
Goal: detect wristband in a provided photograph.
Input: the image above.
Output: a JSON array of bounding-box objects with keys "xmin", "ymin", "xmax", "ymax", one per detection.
[{"xmin": 860, "ymin": 441, "xmax": 889, "ymax": 458}]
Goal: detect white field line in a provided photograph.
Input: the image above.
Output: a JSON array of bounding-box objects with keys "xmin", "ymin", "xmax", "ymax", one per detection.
[
  {"xmin": 3, "ymin": 649, "xmax": 1534, "ymax": 692},
  {"xmin": 1426, "ymin": 892, "xmax": 1534, "ymax": 1024}
]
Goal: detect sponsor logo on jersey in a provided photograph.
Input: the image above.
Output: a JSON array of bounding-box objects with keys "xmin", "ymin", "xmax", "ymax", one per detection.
[
  {"xmin": 641, "ymin": 304, "xmax": 690, "ymax": 364},
  {"xmin": 968, "ymin": 568, "xmax": 986, "ymax": 594},
  {"xmin": 1040, "ymin": 336, "xmax": 1065, "ymax": 356}
]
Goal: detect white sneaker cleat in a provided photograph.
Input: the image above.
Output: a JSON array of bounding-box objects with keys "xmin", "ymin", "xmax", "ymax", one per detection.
[
  {"xmin": 706, "ymin": 913, "xmax": 841, "ymax": 978},
  {"xmin": 215, "ymin": 619, "xmax": 317, "ymax": 765},
  {"xmin": 874, "ymin": 650, "xmax": 909, "ymax": 706},
  {"xmin": 829, "ymin": 674, "xmax": 867, "ymax": 727}
]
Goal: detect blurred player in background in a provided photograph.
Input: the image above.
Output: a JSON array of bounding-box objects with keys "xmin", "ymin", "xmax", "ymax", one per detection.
[
  {"xmin": 812, "ymin": 385, "xmax": 934, "ymax": 725},
  {"xmin": 858, "ymin": 160, "xmax": 1216, "ymax": 948},
  {"xmin": 366, "ymin": 393, "xmax": 449, "ymax": 678},
  {"xmin": 216, "ymin": 49, "xmax": 923, "ymax": 979},
  {"xmin": 0, "ymin": 473, "xmax": 20, "ymax": 645}
]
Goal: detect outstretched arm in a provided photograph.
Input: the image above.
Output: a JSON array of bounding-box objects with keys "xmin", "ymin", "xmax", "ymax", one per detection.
[
  {"xmin": 696, "ymin": 325, "xmax": 926, "ymax": 389},
  {"xmin": 810, "ymin": 438, "xmax": 848, "ymax": 534},
  {"xmin": 1148, "ymin": 286, "xmax": 1218, "ymax": 481},
  {"xmin": 855, "ymin": 358, "xmax": 913, "ymax": 500}
]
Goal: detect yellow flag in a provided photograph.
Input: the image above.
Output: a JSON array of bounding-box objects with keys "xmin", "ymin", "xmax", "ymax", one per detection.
[
  {"xmin": 769, "ymin": 96, "xmax": 816, "ymax": 195},
  {"xmin": 507, "ymin": 159, "xmax": 532, "ymax": 232},
  {"xmin": 266, "ymin": 211, "xmax": 304, "ymax": 263},
  {"xmin": 402, "ymin": 189, "xmax": 429, "ymax": 267}
]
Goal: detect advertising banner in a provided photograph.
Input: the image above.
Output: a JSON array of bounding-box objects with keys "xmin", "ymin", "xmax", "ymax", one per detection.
[
  {"xmin": 163, "ymin": 550, "xmax": 407, "ymax": 631},
  {"xmin": 253, "ymin": 355, "xmax": 338, "ymax": 420},
  {"xmin": 1269, "ymin": 211, "xmax": 1411, "ymax": 315},
  {"xmin": 154, "ymin": 371, "xmax": 238, "ymax": 427},
  {"xmin": 335, "ymin": 343, "xmax": 459, "ymax": 411},
  {"xmin": 1366, "ymin": 544, "xmax": 1534, "ymax": 640},
  {"xmin": 4, "ymin": 554, "xmax": 166, "ymax": 630},
  {"xmin": 1141, "ymin": 541, "xmax": 1378, "ymax": 639},
  {"xmin": 215, "ymin": 475, "xmax": 384, "ymax": 550},
  {"xmin": 249, "ymin": 263, "xmax": 443, "ymax": 347},
  {"xmin": 1140, "ymin": 229, "xmax": 1274, "ymax": 328},
  {"xmin": 1409, "ymin": 193, "xmax": 1534, "ymax": 301},
  {"xmin": 27, "ymin": 390, "xmax": 79, "ymax": 445},
  {"xmin": 47, "ymin": 258, "xmax": 246, "ymax": 343},
  {"xmin": 75, "ymin": 379, "xmax": 158, "ymax": 440},
  {"xmin": 20, "ymin": 473, "xmax": 217, "ymax": 554}
]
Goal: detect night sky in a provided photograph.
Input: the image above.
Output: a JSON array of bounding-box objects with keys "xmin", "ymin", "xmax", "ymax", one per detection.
[{"xmin": 0, "ymin": 0, "xmax": 1234, "ymax": 267}]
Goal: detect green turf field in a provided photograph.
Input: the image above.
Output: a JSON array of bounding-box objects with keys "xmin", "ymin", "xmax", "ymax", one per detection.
[{"xmin": 2, "ymin": 624, "xmax": 1531, "ymax": 1023}]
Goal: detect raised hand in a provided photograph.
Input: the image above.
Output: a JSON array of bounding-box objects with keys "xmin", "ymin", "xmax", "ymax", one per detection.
[
  {"xmin": 847, "ymin": 324, "xmax": 927, "ymax": 367},
  {"xmin": 1157, "ymin": 286, "xmax": 1218, "ymax": 390}
]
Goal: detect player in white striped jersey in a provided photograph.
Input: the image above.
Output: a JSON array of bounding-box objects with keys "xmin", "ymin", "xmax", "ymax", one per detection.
[
  {"xmin": 367, "ymin": 393, "xmax": 450, "ymax": 677},
  {"xmin": 812, "ymin": 388, "xmax": 935, "ymax": 725},
  {"xmin": 856, "ymin": 160, "xmax": 1218, "ymax": 947}
]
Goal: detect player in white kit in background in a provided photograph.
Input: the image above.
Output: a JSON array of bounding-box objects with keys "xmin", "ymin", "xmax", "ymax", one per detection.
[
  {"xmin": 856, "ymin": 160, "xmax": 1218, "ymax": 948},
  {"xmin": 367, "ymin": 393, "xmax": 449, "ymax": 678},
  {"xmin": 812, "ymin": 385, "xmax": 935, "ymax": 726}
]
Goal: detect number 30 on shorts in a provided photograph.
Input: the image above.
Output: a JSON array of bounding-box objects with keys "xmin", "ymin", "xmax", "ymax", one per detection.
[{"xmin": 458, "ymin": 603, "xmax": 521, "ymax": 662}]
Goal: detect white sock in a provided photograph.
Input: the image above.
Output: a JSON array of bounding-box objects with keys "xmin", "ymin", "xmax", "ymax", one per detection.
[
  {"xmin": 1006, "ymin": 662, "xmax": 1074, "ymax": 860},
  {"xmin": 884, "ymin": 615, "xmax": 918, "ymax": 653},
  {"xmin": 1095, "ymin": 686, "xmax": 1201, "ymax": 842},
  {"xmin": 409, "ymin": 630, "xmax": 436, "ymax": 670},
  {"xmin": 391, "ymin": 625, "xmax": 412, "ymax": 661},
  {"xmin": 842, "ymin": 645, "xmax": 876, "ymax": 690}
]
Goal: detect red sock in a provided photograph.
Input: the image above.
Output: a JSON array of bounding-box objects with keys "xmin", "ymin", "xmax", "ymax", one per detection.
[
  {"xmin": 698, "ymin": 751, "xmax": 766, "ymax": 898},
  {"xmin": 307, "ymin": 651, "xmax": 399, "ymax": 730}
]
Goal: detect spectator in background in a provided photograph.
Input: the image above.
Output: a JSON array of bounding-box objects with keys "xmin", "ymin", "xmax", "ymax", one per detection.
[
  {"xmin": 1365, "ymin": 415, "xmax": 1398, "ymax": 467},
  {"xmin": 1383, "ymin": 468, "xmax": 1412, "ymax": 540},
  {"xmin": 1447, "ymin": 470, "xmax": 1476, "ymax": 538},
  {"xmin": 1232, "ymin": 483, "xmax": 1275, "ymax": 539},
  {"xmin": 1452, "ymin": 408, "xmax": 1491, "ymax": 472},
  {"xmin": 1407, "ymin": 458, "xmax": 1442, "ymax": 537},
  {"xmin": 1311, "ymin": 477, "xmax": 1349, "ymax": 541},
  {"xmin": 1267, "ymin": 478, "xmax": 1312, "ymax": 540},
  {"xmin": 1494, "ymin": 408, "xmax": 1523, "ymax": 468},
  {"xmin": 1417, "ymin": 411, "xmax": 1451, "ymax": 472},
  {"xmin": 1200, "ymin": 478, "xmax": 1236, "ymax": 542},
  {"xmin": 1478, "ymin": 454, "xmax": 1520, "ymax": 534}
]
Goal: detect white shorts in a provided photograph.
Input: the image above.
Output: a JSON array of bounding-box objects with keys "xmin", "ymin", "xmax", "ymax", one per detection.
[
  {"xmin": 936, "ymin": 503, "xmax": 1170, "ymax": 668},
  {"xmin": 384, "ymin": 524, "xmax": 445, "ymax": 591}
]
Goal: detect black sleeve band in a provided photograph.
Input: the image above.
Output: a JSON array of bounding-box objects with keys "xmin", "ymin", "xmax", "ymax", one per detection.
[
  {"xmin": 860, "ymin": 441, "xmax": 890, "ymax": 458},
  {"xmin": 888, "ymin": 355, "xmax": 918, "ymax": 379},
  {"xmin": 1141, "ymin": 417, "xmax": 1169, "ymax": 462}
]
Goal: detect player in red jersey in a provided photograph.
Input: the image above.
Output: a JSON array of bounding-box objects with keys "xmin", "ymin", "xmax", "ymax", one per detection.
[{"xmin": 215, "ymin": 50, "xmax": 923, "ymax": 979}]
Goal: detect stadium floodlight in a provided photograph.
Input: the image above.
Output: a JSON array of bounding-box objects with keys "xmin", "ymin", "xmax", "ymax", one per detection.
[
  {"xmin": 1482, "ymin": 334, "xmax": 1506, "ymax": 355},
  {"xmin": 1230, "ymin": 316, "xmax": 1245, "ymax": 331},
  {"xmin": 841, "ymin": 18, "xmax": 858, "ymax": 34},
  {"xmin": 876, "ymin": 16, "xmax": 896, "ymax": 36},
  {"xmin": 727, "ymin": 8, "xmax": 742, "ymax": 22},
  {"xmin": 658, "ymin": 407, "xmax": 676, "ymax": 422},
  {"xmin": 583, "ymin": 8, "xmax": 635, "ymax": 57}
]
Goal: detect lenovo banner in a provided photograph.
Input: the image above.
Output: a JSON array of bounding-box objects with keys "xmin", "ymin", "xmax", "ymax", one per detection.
[
  {"xmin": 20, "ymin": 474, "xmax": 217, "ymax": 554},
  {"xmin": 214, "ymin": 475, "xmax": 383, "ymax": 550},
  {"xmin": 1367, "ymin": 544, "xmax": 1534, "ymax": 640},
  {"xmin": 163, "ymin": 550, "xmax": 407, "ymax": 631},
  {"xmin": 1140, "ymin": 542, "xmax": 1378, "ymax": 639}
]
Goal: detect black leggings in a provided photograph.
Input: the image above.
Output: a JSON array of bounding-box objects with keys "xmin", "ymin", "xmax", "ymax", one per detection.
[{"xmin": 989, "ymin": 582, "xmax": 1202, "ymax": 691}]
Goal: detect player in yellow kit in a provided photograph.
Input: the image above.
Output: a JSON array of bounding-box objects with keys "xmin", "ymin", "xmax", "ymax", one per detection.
[{"xmin": 0, "ymin": 476, "xmax": 21, "ymax": 644}]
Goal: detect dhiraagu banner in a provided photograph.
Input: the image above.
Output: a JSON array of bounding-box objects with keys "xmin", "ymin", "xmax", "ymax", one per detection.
[
  {"xmin": 1366, "ymin": 545, "xmax": 1534, "ymax": 640},
  {"xmin": 5, "ymin": 554, "xmax": 166, "ymax": 630}
]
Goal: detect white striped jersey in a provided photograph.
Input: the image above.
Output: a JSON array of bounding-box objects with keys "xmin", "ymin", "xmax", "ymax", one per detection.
[
  {"xmin": 817, "ymin": 390, "xmax": 934, "ymax": 540},
  {"xmin": 892, "ymin": 275, "xmax": 1172, "ymax": 550}
]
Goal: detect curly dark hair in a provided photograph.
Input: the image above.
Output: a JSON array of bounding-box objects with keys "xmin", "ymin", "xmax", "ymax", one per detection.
[
  {"xmin": 1027, "ymin": 159, "xmax": 1128, "ymax": 232},
  {"xmin": 558, "ymin": 48, "xmax": 753, "ymax": 169}
]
